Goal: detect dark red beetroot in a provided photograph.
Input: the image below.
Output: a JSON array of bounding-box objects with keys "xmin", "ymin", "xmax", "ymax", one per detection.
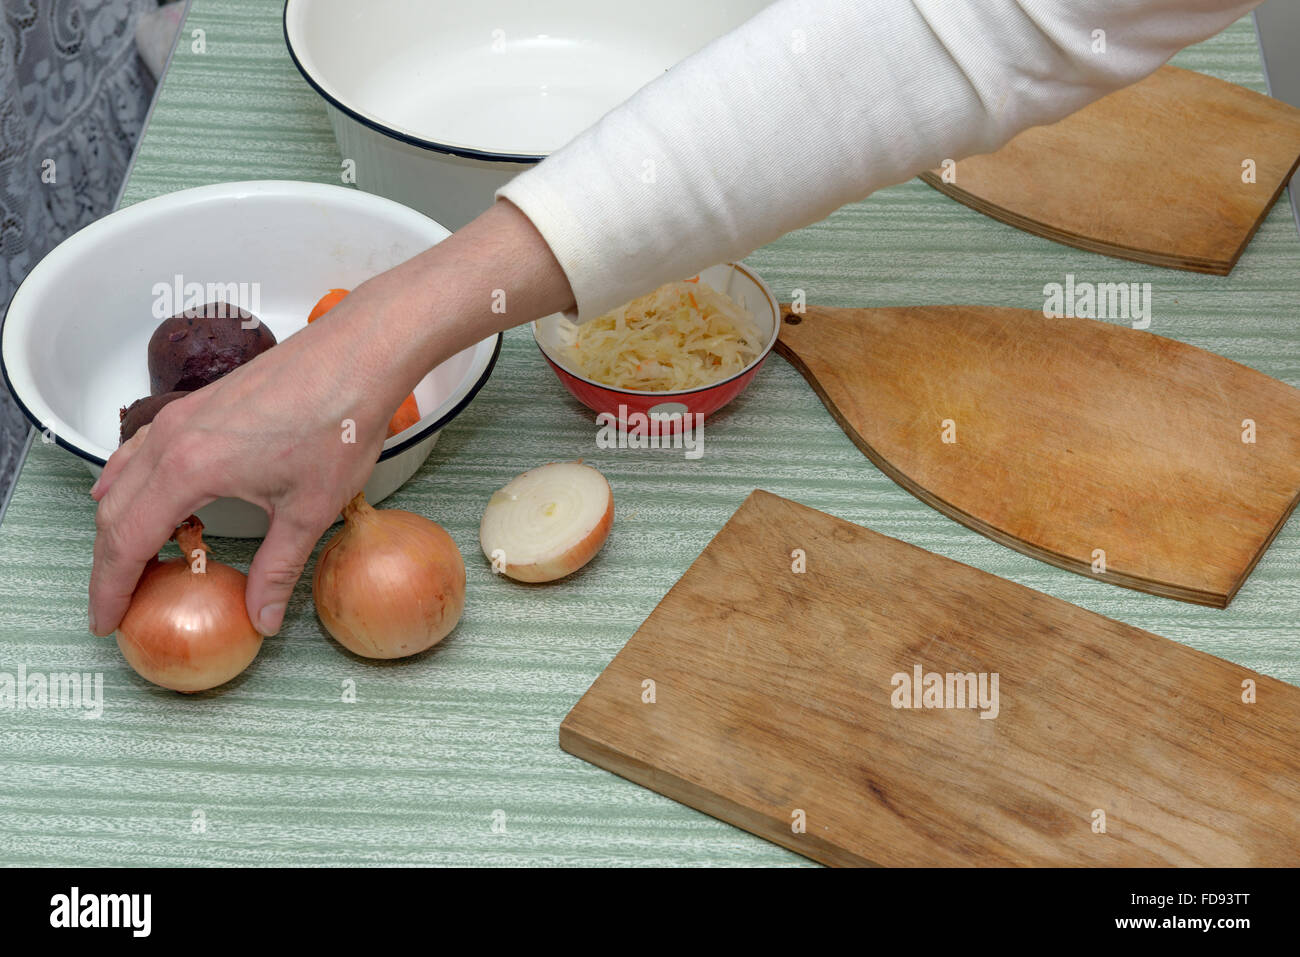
[
  {"xmin": 119, "ymin": 391, "xmax": 191, "ymax": 444},
  {"xmin": 147, "ymin": 302, "xmax": 276, "ymax": 395}
]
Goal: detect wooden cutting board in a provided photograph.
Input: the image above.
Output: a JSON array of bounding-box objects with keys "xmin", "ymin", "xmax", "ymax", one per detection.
[
  {"xmin": 560, "ymin": 491, "xmax": 1300, "ymax": 866},
  {"xmin": 774, "ymin": 303, "xmax": 1300, "ymax": 608},
  {"xmin": 918, "ymin": 66, "xmax": 1300, "ymax": 274}
]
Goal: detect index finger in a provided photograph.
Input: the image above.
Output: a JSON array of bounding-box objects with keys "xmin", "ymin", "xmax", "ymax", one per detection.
[{"xmin": 88, "ymin": 441, "xmax": 212, "ymax": 636}]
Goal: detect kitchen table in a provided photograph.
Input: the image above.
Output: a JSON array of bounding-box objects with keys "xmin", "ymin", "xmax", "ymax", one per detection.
[{"xmin": 0, "ymin": 0, "xmax": 1296, "ymax": 866}]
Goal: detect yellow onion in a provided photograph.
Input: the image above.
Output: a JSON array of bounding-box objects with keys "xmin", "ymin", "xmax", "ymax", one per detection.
[
  {"xmin": 115, "ymin": 516, "xmax": 263, "ymax": 693},
  {"xmin": 312, "ymin": 492, "xmax": 465, "ymax": 659}
]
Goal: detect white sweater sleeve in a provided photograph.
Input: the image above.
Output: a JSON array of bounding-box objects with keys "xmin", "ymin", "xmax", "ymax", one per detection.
[{"xmin": 496, "ymin": 0, "xmax": 1260, "ymax": 322}]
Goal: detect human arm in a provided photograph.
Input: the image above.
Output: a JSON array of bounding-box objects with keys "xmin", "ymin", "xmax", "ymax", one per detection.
[
  {"xmin": 501, "ymin": 0, "xmax": 1260, "ymax": 320},
  {"xmin": 89, "ymin": 200, "xmax": 573, "ymax": 636}
]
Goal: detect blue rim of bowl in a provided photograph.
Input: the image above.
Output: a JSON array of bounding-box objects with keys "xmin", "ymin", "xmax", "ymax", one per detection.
[
  {"xmin": 282, "ymin": 0, "xmax": 543, "ymax": 165},
  {"xmin": 382, "ymin": 330, "xmax": 502, "ymax": 459},
  {"xmin": 0, "ymin": 255, "xmax": 504, "ymax": 468},
  {"xmin": 531, "ymin": 262, "xmax": 781, "ymax": 398}
]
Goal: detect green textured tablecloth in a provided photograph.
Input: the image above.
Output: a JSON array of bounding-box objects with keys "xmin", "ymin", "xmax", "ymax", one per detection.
[{"xmin": 1, "ymin": 2, "xmax": 1296, "ymax": 866}]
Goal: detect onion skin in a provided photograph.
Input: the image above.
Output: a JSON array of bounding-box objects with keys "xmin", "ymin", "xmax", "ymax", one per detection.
[
  {"xmin": 115, "ymin": 518, "xmax": 262, "ymax": 693},
  {"xmin": 312, "ymin": 494, "xmax": 466, "ymax": 660}
]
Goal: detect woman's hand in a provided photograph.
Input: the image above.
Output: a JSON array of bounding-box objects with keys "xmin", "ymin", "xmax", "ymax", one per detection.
[
  {"xmin": 87, "ymin": 199, "xmax": 575, "ymax": 639},
  {"xmin": 89, "ymin": 281, "xmax": 402, "ymax": 637}
]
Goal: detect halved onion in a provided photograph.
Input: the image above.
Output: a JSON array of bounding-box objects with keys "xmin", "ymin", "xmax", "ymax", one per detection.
[{"xmin": 479, "ymin": 462, "xmax": 613, "ymax": 583}]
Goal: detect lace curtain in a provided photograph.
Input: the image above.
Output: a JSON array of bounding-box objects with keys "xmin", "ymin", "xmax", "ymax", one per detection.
[{"xmin": 0, "ymin": 0, "xmax": 157, "ymax": 498}]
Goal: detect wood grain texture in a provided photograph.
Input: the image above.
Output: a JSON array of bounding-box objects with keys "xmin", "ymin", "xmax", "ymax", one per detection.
[
  {"xmin": 919, "ymin": 66, "xmax": 1300, "ymax": 274},
  {"xmin": 775, "ymin": 303, "xmax": 1300, "ymax": 608},
  {"xmin": 0, "ymin": 6, "xmax": 1296, "ymax": 866},
  {"xmin": 561, "ymin": 490, "xmax": 1300, "ymax": 866}
]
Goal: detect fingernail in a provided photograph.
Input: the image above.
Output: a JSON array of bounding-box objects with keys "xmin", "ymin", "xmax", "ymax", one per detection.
[
  {"xmin": 256, "ymin": 602, "xmax": 286, "ymax": 637},
  {"xmin": 90, "ymin": 477, "xmax": 101, "ymax": 497},
  {"xmin": 88, "ymin": 608, "xmax": 99, "ymax": 635}
]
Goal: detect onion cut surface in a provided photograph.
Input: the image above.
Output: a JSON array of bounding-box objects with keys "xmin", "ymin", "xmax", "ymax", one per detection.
[{"xmin": 480, "ymin": 462, "xmax": 614, "ymax": 583}]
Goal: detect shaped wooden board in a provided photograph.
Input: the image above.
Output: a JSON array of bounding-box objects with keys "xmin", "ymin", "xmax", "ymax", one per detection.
[
  {"xmin": 919, "ymin": 66, "xmax": 1300, "ymax": 274},
  {"xmin": 774, "ymin": 303, "xmax": 1300, "ymax": 607},
  {"xmin": 561, "ymin": 491, "xmax": 1300, "ymax": 867}
]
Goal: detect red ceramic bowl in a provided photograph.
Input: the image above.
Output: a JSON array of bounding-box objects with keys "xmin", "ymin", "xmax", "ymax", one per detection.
[{"xmin": 532, "ymin": 263, "xmax": 780, "ymax": 428}]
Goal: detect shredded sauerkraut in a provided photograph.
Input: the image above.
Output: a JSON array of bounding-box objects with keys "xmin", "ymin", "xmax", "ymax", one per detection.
[{"xmin": 558, "ymin": 279, "xmax": 765, "ymax": 392}]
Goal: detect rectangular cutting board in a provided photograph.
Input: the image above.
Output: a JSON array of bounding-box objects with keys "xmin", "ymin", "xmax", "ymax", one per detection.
[{"xmin": 561, "ymin": 491, "xmax": 1300, "ymax": 866}]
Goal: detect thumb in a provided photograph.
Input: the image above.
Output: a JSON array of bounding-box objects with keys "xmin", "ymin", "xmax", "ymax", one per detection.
[{"xmin": 245, "ymin": 512, "xmax": 330, "ymax": 636}]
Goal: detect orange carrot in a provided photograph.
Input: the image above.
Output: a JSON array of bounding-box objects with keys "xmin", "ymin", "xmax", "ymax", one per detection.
[
  {"xmin": 307, "ymin": 288, "xmax": 350, "ymax": 323},
  {"xmin": 306, "ymin": 287, "xmax": 420, "ymax": 438},
  {"xmin": 387, "ymin": 393, "xmax": 421, "ymax": 437}
]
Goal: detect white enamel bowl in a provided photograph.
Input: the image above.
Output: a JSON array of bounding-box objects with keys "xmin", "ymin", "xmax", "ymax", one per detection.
[
  {"xmin": 283, "ymin": 0, "xmax": 771, "ymax": 229},
  {"xmin": 1, "ymin": 180, "xmax": 500, "ymax": 538}
]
